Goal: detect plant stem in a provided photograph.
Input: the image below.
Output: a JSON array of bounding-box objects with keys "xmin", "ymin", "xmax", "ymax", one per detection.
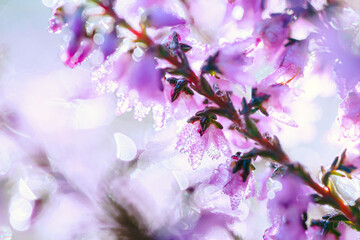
[
  {"xmin": 161, "ymin": 42, "xmax": 359, "ymax": 227},
  {"xmin": 96, "ymin": 0, "xmax": 359, "ymax": 228}
]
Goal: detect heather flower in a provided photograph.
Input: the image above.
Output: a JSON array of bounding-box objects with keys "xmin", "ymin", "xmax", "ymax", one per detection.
[
  {"xmin": 128, "ymin": 51, "xmax": 164, "ymax": 103},
  {"xmin": 209, "ymin": 159, "xmax": 255, "ymax": 210},
  {"xmin": 48, "ymin": 9, "xmax": 65, "ymax": 34},
  {"xmin": 99, "ymin": 30, "xmax": 121, "ymax": 60},
  {"xmin": 228, "ymin": 0, "xmax": 264, "ymax": 14},
  {"xmin": 95, "ymin": 49, "xmax": 164, "ymax": 105},
  {"xmin": 264, "ymin": 175, "xmax": 309, "ymax": 240},
  {"xmin": 286, "ymin": 0, "xmax": 306, "ymax": 8},
  {"xmin": 255, "ymin": 83, "xmax": 300, "ymax": 127},
  {"xmin": 62, "ymin": 7, "xmax": 92, "ymax": 68},
  {"xmin": 176, "ymin": 124, "xmax": 231, "ymax": 169},
  {"xmin": 276, "ymin": 39, "xmax": 309, "ymax": 80},
  {"xmin": 338, "ymin": 91, "xmax": 360, "ymax": 139},
  {"xmin": 306, "ymin": 221, "xmax": 347, "ymax": 240},
  {"xmin": 256, "ymin": 14, "xmax": 291, "ymax": 49},
  {"xmin": 204, "ymin": 38, "xmax": 257, "ymax": 87},
  {"xmin": 145, "ymin": 7, "xmax": 186, "ymax": 28},
  {"xmin": 131, "ymin": 0, "xmax": 166, "ymax": 9}
]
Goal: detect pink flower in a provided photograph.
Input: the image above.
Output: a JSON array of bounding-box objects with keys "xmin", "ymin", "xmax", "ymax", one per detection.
[
  {"xmin": 276, "ymin": 39, "xmax": 309, "ymax": 80},
  {"xmin": 209, "ymin": 159, "xmax": 255, "ymax": 210},
  {"xmin": 213, "ymin": 38, "xmax": 258, "ymax": 87},
  {"xmin": 48, "ymin": 10, "xmax": 65, "ymax": 34},
  {"xmin": 62, "ymin": 7, "xmax": 94, "ymax": 68},
  {"xmin": 145, "ymin": 7, "xmax": 186, "ymax": 28},
  {"xmin": 338, "ymin": 91, "xmax": 360, "ymax": 140},
  {"xmin": 176, "ymin": 124, "xmax": 231, "ymax": 169},
  {"xmin": 255, "ymin": 83, "xmax": 300, "ymax": 127},
  {"xmin": 256, "ymin": 14, "xmax": 291, "ymax": 49}
]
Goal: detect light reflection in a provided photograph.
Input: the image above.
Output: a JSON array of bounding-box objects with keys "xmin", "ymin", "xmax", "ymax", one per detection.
[
  {"xmin": 0, "ymin": 226, "xmax": 12, "ymax": 240},
  {"xmin": 9, "ymin": 196, "xmax": 33, "ymax": 221},
  {"xmin": 18, "ymin": 179, "xmax": 37, "ymax": 201},
  {"xmin": 114, "ymin": 132, "xmax": 137, "ymax": 161}
]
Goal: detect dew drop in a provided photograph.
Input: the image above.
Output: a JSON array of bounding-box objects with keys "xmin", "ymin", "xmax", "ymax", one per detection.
[
  {"xmin": 114, "ymin": 133, "xmax": 137, "ymax": 161},
  {"xmin": 232, "ymin": 6, "xmax": 244, "ymax": 21},
  {"xmin": 9, "ymin": 196, "xmax": 33, "ymax": 222},
  {"xmin": 18, "ymin": 179, "xmax": 37, "ymax": 201}
]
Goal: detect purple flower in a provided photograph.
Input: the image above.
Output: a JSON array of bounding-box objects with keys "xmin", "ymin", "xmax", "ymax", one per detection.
[
  {"xmin": 145, "ymin": 7, "xmax": 186, "ymax": 28},
  {"xmin": 209, "ymin": 159, "xmax": 255, "ymax": 210},
  {"xmin": 48, "ymin": 5, "xmax": 66, "ymax": 34},
  {"xmin": 276, "ymin": 39, "xmax": 309, "ymax": 80},
  {"xmin": 48, "ymin": 15, "xmax": 65, "ymax": 34},
  {"xmin": 264, "ymin": 175, "xmax": 309, "ymax": 240},
  {"xmin": 128, "ymin": 52, "xmax": 164, "ymax": 103},
  {"xmin": 176, "ymin": 124, "xmax": 231, "ymax": 169},
  {"xmin": 63, "ymin": 7, "xmax": 92, "ymax": 68},
  {"xmin": 99, "ymin": 30, "xmax": 121, "ymax": 59},
  {"xmin": 286, "ymin": 0, "xmax": 306, "ymax": 8},
  {"xmin": 214, "ymin": 38, "xmax": 258, "ymax": 87},
  {"xmin": 256, "ymin": 14, "xmax": 291, "ymax": 49},
  {"xmin": 255, "ymin": 82, "xmax": 300, "ymax": 127}
]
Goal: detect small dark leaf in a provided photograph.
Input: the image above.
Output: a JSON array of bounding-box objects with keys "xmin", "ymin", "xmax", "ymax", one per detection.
[
  {"xmin": 245, "ymin": 116, "xmax": 261, "ymax": 138},
  {"xmin": 232, "ymin": 158, "xmax": 252, "ymax": 182},
  {"xmin": 206, "ymin": 107, "xmax": 232, "ymax": 119},
  {"xmin": 201, "ymin": 52, "xmax": 220, "ymax": 75},
  {"xmin": 322, "ymin": 213, "xmax": 348, "ymax": 222},
  {"xmin": 259, "ymin": 107, "xmax": 269, "ymax": 116},
  {"xmin": 321, "ymin": 171, "xmax": 331, "ymax": 187},
  {"xmin": 166, "ymin": 77, "xmax": 178, "ymax": 86},
  {"xmin": 200, "ymin": 116, "xmax": 210, "ymax": 135},
  {"xmin": 331, "ymin": 156, "xmax": 340, "ymax": 171},
  {"xmin": 302, "ymin": 212, "xmax": 308, "ymax": 230},
  {"xmin": 166, "ymin": 68, "xmax": 187, "ymax": 76},
  {"xmin": 183, "ymin": 87, "xmax": 194, "ymax": 95},
  {"xmin": 200, "ymin": 76, "xmax": 214, "ymax": 97},
  {"xmin": 240, "ymin": 97, "xmax": 248, "ymax": 115},
  {"xmin": 311, "ymin": 194, "xmax": 339, "ymax": 209},
  {"xmin": 338, "ymin": 164, "xmax": 356, "ymax": 174},
  {"xmin": 156, "ymin": 45, "xmax": 171, "ymax": 59},
  {"xmin": 187, "ymin": 116, "xmax": 200, "ymax": 123},
  {"xmin": 180, "ymin": 43, "xmax": 192, "ymax": 52},
  {"xmin": 211, "ymin": 120, "xmax": 223, "ymax": 129}
]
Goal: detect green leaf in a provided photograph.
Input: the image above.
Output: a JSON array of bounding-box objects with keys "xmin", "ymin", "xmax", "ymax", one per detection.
[
  {"xmin": 211, "ymin": 120, "xmax": 223, "ymax": 129},
  {"xmin": 200, "ymin": 116, "xmax": 210, "ymax": 135},
  {"xmin": 200, "ymin": 76, "xmax": 214, "ymax": 97},
  {"xmin": 245, "ymin": 116, "xmax": 261, "ymax": 138},
  {"xmin": 180, "ymin": 43, "xmax": 192, "ymax": 52}
]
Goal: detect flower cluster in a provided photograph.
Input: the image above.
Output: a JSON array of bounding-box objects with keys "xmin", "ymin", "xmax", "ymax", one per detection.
[{"xmin": 2, "ymin": 0, "xmax": 360, "ymax": 239}]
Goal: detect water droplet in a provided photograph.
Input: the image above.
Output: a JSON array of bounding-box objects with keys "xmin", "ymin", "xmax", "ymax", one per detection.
[
  {"xmin": 9, "ymin": 196, "xmax": 33, "ymax": 222},
  {"xmin": 93, "ymin": 33, "xmax": 105, "ymax": 45},
  {"xmin": 114, "ymin": 133, "xmax": 137, "ymax": 161},
  {"xmin": 42, "ymin": 0, "xmax": 57, "ymax": 7},
  {"xmin": 172, "ymin": 171, "xmax": 189, "ymax": 190},
  {"xmin": 232, "ymin": 6, "xmax": 244, "ymax": 21},
  {"xmin": 9, "ymin": 216, "xmax": 29, "ymax": 232},
  {"xmin": 267, "ymin": 191, "xmax": 275, "ymax": 199},
  {"xmin": 18, "ymin": 179, "xmax": 37, "ymax": 201}
]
